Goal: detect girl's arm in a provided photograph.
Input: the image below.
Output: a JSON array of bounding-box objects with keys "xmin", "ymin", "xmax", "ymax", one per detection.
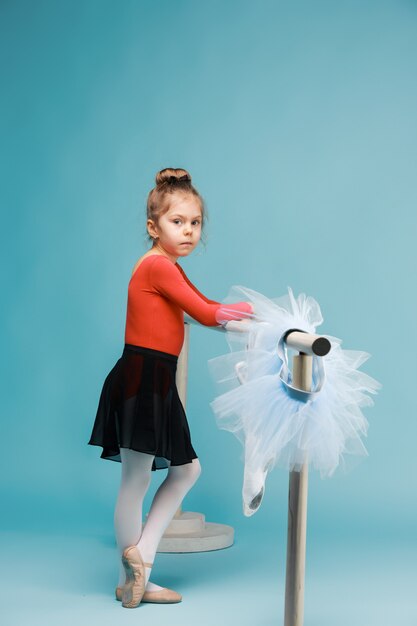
[
  {"xmin": 150, "ymin": 255, "xmax": 252, "ymax": 326},
  {"xmin": 176, "ymin": 263, "xmax": 251, "ymax": 323},
  {"xmin": 175, "ymin": 263, "xmax": 220, "ymax": 305}
]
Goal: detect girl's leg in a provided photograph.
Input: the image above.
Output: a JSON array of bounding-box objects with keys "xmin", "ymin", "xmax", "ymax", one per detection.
[
  {"xmin": 136, "ymin": 457, "xmax": 202, "ymax": 586},
  {"xmin": 114, "ymin": 448, "xmax": 153, "ymax": 587}
]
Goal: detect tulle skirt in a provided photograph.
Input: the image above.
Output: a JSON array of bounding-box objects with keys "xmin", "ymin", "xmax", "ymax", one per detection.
[
  {"xmin": 208, "ymin": 286, "xmax": 382, "ymax": 516},
  {"xmin": 88, "ymin": 344, "xmax": 198, "ymax": 470}
]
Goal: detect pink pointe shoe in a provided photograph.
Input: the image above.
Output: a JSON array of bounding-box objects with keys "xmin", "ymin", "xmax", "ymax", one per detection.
[
  {"xmin": 115, "ymin": 585, "xmax": 182, "ymax": 604},
  {"xmin": 120, "ymin": 545, "xmax": 182, "ymax": 607},
  {"xmin": 121, "ymin": 545, "xmax": 152, "ymax": 608}
]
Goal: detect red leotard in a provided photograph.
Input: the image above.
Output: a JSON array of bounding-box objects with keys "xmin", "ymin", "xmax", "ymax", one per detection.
[{"xmin": 124, "ymin": 254, "xmax": 252, "ymax": 356}]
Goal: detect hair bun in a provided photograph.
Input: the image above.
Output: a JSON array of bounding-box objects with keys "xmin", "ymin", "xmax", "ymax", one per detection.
[{"xmin": 156, "ymin": 168, "xmax": 192, "ymax": 186}]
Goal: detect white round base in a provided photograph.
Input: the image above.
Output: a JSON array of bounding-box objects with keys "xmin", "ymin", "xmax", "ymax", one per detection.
[{"xmin": 146, "ymin": 510, "xmax": 234, "ymax": 553}]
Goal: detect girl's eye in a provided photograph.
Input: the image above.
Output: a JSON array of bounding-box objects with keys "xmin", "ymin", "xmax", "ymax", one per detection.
[{"xmin": 172, "ymin": 219, "xmax": 200, "ymax": 225}]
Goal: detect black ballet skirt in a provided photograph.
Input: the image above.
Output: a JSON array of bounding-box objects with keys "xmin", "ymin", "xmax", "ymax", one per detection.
[{"xmin": 87, "ymin": 344, "xmax": 198, "ymax": 470}]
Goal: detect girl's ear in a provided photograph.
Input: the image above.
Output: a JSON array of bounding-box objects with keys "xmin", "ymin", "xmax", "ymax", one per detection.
[{"xmin": 147, "ymin": 219, "xmax": 158, "ymax": 238}]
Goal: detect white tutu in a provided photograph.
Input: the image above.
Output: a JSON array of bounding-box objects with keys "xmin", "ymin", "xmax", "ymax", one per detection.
[{"xmin": 208, "ymin": 286, "xmax": 382, "ymax": 517}]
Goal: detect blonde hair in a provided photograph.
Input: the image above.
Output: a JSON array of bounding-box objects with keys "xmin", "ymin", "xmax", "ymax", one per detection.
[{"xmin": 146, "ymin": 167, "xmax": 208, "ymax": 247}]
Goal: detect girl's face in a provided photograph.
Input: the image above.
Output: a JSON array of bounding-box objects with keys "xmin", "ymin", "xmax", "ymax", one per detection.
[{"xmin": 148, "ymin": 193, "xmax": 202, "ymax": 261}]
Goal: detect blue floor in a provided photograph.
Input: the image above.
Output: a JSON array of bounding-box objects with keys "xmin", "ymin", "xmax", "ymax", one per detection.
[{"xmin": 1, "ymin": 525, "xmax": 416, "ymax": 626}]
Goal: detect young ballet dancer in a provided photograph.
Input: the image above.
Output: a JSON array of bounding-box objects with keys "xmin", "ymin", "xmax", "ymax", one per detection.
[{"xmin": 88, "ymin": 167, "xmax": 254, "ymax": 608}]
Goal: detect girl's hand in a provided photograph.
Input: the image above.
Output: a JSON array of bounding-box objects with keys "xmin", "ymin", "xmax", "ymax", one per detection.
[{"xmin": 215, "ymin": 301, "xmax": 254, "ymax": 324}]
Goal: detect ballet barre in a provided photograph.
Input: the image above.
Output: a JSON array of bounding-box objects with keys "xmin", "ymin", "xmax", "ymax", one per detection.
[{"xmin": 181, "ymin": 314, "xmax": 331, "ymax": 626}]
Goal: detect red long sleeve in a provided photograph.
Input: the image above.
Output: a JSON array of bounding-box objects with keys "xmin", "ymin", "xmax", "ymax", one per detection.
[
  {"xmin": 175, "ymin": 263, "xmax": 220, "ymax": 305},
  {"xmin": 150, "ymin": 256, "xmax": 220, "ymax": 326},
  {"xmin": 124, "ymin": 254, "xmax": 252, "ymax": 356}
]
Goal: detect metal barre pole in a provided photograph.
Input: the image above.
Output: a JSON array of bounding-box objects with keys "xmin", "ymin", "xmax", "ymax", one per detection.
[
  {"xmin": 283, "ymin": 330, "xmax": 330, "ymax": 626},
  {"xmin": 284, "ymin": 352, "xmax": 311, "ymax": 626}
]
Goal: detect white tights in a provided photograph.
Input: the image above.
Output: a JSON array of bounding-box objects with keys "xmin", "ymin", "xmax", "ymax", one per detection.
[{"xmin": 114, "ymin": 448, "xmax": 201, "ymax": 590}]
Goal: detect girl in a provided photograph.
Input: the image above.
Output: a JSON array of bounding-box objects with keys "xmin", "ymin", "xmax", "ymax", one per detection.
[{"xmin": 88, "ymin": 167, "xmax": 253, "ymax": 609}]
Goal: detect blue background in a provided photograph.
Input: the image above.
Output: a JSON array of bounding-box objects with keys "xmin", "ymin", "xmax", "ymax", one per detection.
[{"xmin": 1, "ymin": 0, "xmax": 416, "ymax": 624}]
